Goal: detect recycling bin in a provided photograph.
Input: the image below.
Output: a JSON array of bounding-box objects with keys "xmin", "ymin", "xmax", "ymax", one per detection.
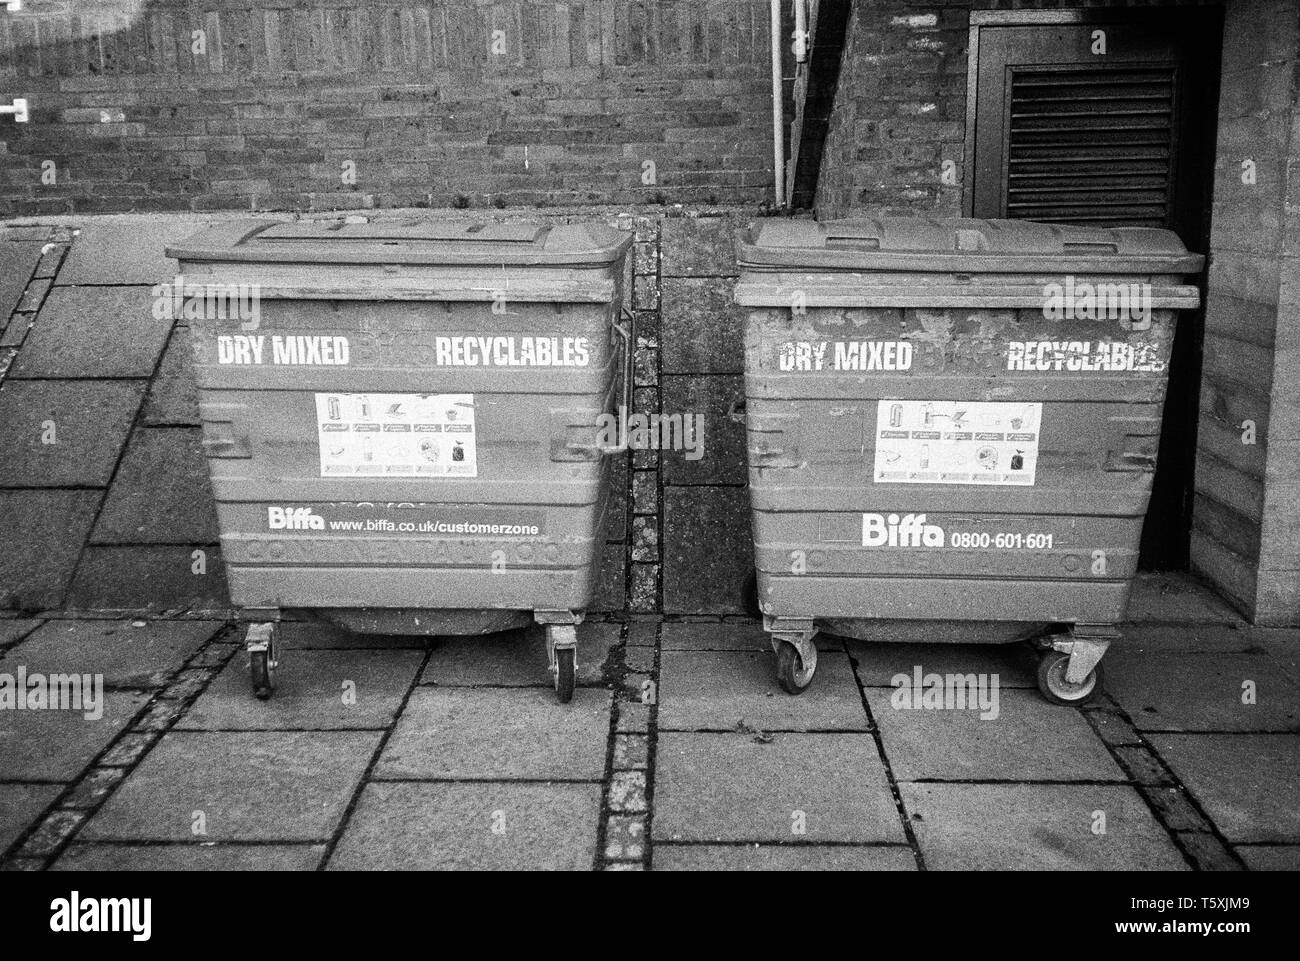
[
  {"xmin": 167, "ymin": 217, "xmax": 633, "ymax": 703},
  {"xmin": 734, "ymin": 217, "xmax": 1203, "ymax": 704}
]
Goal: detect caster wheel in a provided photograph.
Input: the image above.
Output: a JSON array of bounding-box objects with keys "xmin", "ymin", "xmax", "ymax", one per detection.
[
  {"xmin": 775, "ymin": 641, "xmax": 815, "ymax": 695},
  {"xmin": 250, "ymin": 648, "xmax": 275, "ymax": 701},
  {"xmin": 1037, "ymin": 650, "xmax": 1103, "ymax": 705},
  {"xmin": 554, "ymin": 646, "xmax": 576, "ymax": 704}
]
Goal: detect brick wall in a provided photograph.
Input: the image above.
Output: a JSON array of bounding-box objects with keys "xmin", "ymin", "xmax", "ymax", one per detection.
[
  {"xmin": 0, "ymin": 0, "xmax": 777, "ymax": 215},
  {"xmin": 813, "ymin": 0, "xmax": 1219, "ymax": 219},
  {"xmin": 1192, "ymin": 0, "xmax": 1300, "ymax": 625}
]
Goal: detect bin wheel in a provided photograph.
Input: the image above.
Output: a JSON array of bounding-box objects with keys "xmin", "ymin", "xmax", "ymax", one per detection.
[
  {"xmin": 776, "ymin": 641, "xmax": 815, "ymax": 695},
  {"xmin": 554, "ymin": 646, "xmax": 576, "ymax": 704},
  {"xmin": 251, "ymin": 648, "xmax": 275, "ymax": 701},
  {"xmin": 1037, "ymin": 650, "xmax": 1103, "ymax": 706}
]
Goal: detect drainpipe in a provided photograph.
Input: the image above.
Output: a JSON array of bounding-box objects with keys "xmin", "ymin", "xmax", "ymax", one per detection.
[{"xmin": 770, "ymin": 0, "xmax": 785, "ymax": 210}]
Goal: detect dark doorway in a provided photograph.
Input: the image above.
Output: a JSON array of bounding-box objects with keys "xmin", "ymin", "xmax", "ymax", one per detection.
[{"xmin": 966, "ymin": 8, "xmax": 1223, "ymax": 570}]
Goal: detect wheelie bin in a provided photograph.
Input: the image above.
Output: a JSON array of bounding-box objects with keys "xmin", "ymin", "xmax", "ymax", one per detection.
[
  {"xmin": 167, "ymin": 217, "xmax": 632, "ymax": 703},
  {"xmin": 733, "ymin": 217, "xmax": 1203, "ymax": 704}
]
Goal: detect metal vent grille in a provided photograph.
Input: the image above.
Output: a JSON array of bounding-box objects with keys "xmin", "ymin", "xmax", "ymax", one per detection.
[{"xmin": 1005, "ymin": 66, "xmax": 1177, "ymax": 226}]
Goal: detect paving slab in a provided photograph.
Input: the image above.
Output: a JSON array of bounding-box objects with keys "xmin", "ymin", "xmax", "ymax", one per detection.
[
  {"xmin": 662, "ymin": 620, "xmax": 766, "ymax": 651},
  {"xmin": 866, "ymin": 689, "xmax": 1125, "ymax": 782},
  {"xmin": 659, "ymin": 216, "xmax": 739, "ymax": 277},
  {"xmin": 6, "ymin": 618, "xmax": 221, "ymax": 688},
  {"xmin": 660, "ymin": 374, "xmax": 745, "ymax": 484},
  {"xmin": 661, "ymin": 277, "xmax": 744, "ymax": 373},
  {"xmin": 653, "ymin": 844, "xmax": 916, "ymax": 871},
  {"xmin": 654, "ymin": 731, "xmax": 905, "ymax": 843},
  {"xmin": 141, "ymin": 326, "xmax": 201, "ymax": 426},
  {"xmin": 375, "ymin": 687, "xmax": 611, "ymax": 781},
  {"xmin": 1125, "ymin": 572, "xmax": 1244, "ymax": 624},
  {"xmin": 1234, "ymin": 845, "xmax": 1300, "ymax": 870},
  {"xmin": 53, "ymin": 843, "xmax": 325, "ymax": 871},
  {"xmin": 592, "ymin": 542, "xmax": 627, "ymax": 613},
  {"xmin": 91, "ymin": 428, "xmax": 219, "ymax": 544},
  {"xmin": 0, "ymin": 491, "xmax": 100, "ymax": 611},
  {"xmin": 66, "ymin": 545, "xmax": 230, "ymax": 613},
  {"xmin": 1106, "ymin": 649, "xmax": 1300, "ymax": 732},
  {"xmin": 9, "ymin": 287, "xmax": 170, "ymax": 379},
  {"xmin": 421, "ymin": 622, "xmax": 619, "ymax": 686},
  {"xmin": 327, "ymin": 780, "xmax": 601, "ymax": 871},
  {"xmin": 0, "ymin": 690, "xmax": 149, "ymax": 781},
  {"xmin": 0, "ymin": 380, "xmax": 143, "ymax": 487},
  {"xmin": 851, "ymin": 640, "xmax": 1039, "ymax": 689},
  {"xmin": 901, "ymin": 783, "xmax": 1189, "ymax": 870},
  {"xmin": 0, "ymin": 241, "xmax": 43, "ymax": 322},
  {"xmin": 1147, "ymin": 733, "xmax": 1300, "ymax": 843},
  {"xmin": 80, "ymin": 730, "xmax": 381, "ymax": 842},
  {"xmin": 57, "ymin": 218, "xmax": 223, "ymax": 286},
  {"xmin": 1114, "ymin": 623, "xmax": 1272, "ymax": 654},
  {"xmin": 658, "ymin": 649, "xmax": 867, "ymax": 731},
  {"xmin": 0, "ymin": 619, "xmax": 42, "ymax": 650},
  {"xmin": 0, "ymin": 784, "xmax": 62, "ymax": 855},
  {"xmin": 662, "ymin": 485, "xmax": 752, "ymax": 615},
  {"xmin": 178, "ymin": 649, "xmax": 422, "ymax": 730}
]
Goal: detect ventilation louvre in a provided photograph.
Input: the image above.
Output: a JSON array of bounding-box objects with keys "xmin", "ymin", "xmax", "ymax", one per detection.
[{"xmin": 1005, "ymin": 66, "xmax": 1177, "ymax": 227}]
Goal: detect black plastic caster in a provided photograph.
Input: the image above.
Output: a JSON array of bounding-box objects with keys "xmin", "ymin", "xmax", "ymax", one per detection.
[
  {"xmin": 554, "ymin": 646, "xmax": 576, "ymax": 704},
  {"xmin": 775, "ymin": 640, "xmax": 815, "ymax": 695}
]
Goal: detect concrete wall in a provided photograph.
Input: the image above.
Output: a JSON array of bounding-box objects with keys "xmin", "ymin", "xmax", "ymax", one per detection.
[
  {"xmin": 1193, "ymin": 0, "xmax": 1300, "ymax": 625},
  {"xmin": 0, "ymin": 0, "xmax": 777, "ymax": 215}
]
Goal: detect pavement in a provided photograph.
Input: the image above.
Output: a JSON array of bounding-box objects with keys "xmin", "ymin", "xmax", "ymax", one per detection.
[
  {"xmin": 1, "ymin": 581, "xmax": 1298, "ymax": 871},
  {"xmin": 1, "ymin": 214, "xmax": 1298, "ymax": 870}
]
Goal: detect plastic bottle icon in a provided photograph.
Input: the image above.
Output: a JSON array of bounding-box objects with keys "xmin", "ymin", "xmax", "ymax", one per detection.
[
  {"xmin": 361, "ymin": 436, "xmax": 374, "ymax": 463},
  {"xmin": 922, "ymin": 403, "xmax": 934, "ymax": 427},
  {"xmin": 889, "ymin": 404, "xmax": 903, "ymax": 428},
  {"xmin": 328, "ymin": 397, "xmax": 341, "ymax": 420},
  {"xmin": 919, "ymin": 444, "xmax": 930, "ymax": 469},
  {"xmin": 358, "ymin": 395, "xmax": 371, "ymax": 420}
]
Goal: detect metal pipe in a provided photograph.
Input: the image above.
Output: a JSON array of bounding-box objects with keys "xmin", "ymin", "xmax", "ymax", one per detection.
[
  {"xmin": 794, "ymin": 0, "xmax": 808, "ymax": 62},
  {"xmin": 770, "ymin": 0, "xmax": 785, "ymax": 209}
]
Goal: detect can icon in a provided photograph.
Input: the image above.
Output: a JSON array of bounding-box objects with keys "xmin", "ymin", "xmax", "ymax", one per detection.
[
  {"xmin": 328, "ymin": 397, "xmax": 341, "ymax": 420},
  {"xmin": 889, "ymin": 403, "xmax": 903, "ymax": 428}
]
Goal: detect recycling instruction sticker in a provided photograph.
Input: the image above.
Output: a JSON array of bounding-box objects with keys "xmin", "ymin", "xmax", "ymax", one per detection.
[
  {"xmin": 315, "ymin": 393, "xmax": 477, "ymax": 478},
  {"xmin": 873, "ymin": 400, "xmax": 1040, "ymax": 486}
]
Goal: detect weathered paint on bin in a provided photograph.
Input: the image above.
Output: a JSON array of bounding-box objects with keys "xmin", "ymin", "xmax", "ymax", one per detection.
[
  {"xmin": 734, "ymin": 217, "xmax": 1203, "ymax": 632},
  {"xmin": 167, "ymin": 218, "xmax": 632, "ymax": 628}
]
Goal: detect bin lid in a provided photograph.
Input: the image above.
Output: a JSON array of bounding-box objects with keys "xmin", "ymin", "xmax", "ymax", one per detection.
[
  {"xmin": 166, "ymin": 217, "xmax": 632, "ymax": 267},
  {"xmin": 736, "ymin": 217, "xmax": 1204, "ymax": 274}
]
